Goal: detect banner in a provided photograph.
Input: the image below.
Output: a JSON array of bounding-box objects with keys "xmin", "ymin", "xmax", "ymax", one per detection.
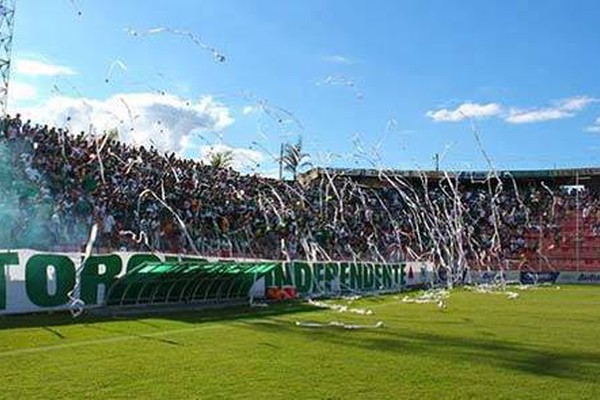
[
  {"xmin": 263, "ymin": 261, "xmax": 409, "ymax": 297},
  {"xmin": 0, "ymin": 249, "xmax": 212, "ymax": 315},
  {"xmin": 556, "ymin": 272, "xmax": 600, "ymax": 284},
  {"xmin": 0, "ymin": 249, "xmax": 420, "ymax": 315},
  {"xmin": 520, "ymin": 271, "xmax": 560, "ymax": 285},
  {"xmin": 404, "ymin": 262, "xmax": 434, "ymax": 287},
  {"xmin": 470, "ymin": 270, "xmax": 521, "ymax": 284},
  {"xmin": 4, "ymin": 249, "xmax": 595, "ymax": 316}
]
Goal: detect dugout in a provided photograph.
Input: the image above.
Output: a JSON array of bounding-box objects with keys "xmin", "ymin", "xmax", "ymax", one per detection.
[{"xmin": 103, "ymin": 260, "xmax": 277, "ymax": 309}]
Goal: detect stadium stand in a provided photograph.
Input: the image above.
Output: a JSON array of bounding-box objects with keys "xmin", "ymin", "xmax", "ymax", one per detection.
[{"xmin": 2, "ymin": 114, "xmax": 600, "ymax": 272}]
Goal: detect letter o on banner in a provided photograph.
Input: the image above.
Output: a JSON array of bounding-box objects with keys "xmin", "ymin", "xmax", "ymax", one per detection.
[{"xmin": 26, "ymin": 255, "xmax": 76, "ymax": 307}]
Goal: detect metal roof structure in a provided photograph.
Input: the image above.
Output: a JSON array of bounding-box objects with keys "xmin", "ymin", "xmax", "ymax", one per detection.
[
  {"xmin": 298, "ymin": 167, "xmax": 600, "ymax": 188},
  {"xmin": 104, "ymin": 260, "xmax": 278, "ymax": 308}
]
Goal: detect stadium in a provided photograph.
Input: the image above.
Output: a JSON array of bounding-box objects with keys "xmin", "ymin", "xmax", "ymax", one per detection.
[{"xmin": 1, "ymin": 1, "xmax": 600, "ymax": 399}]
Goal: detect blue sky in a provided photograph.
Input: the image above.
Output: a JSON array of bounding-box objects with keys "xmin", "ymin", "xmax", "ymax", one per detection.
[{"xmin": 8, "ymin": 0, "xmax": 600, "ymax": 174}]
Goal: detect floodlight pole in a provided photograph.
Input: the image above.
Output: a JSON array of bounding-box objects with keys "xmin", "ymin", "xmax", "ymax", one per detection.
[{"xmin": 0, "ymin": 0, "xmax": 16, "ymax": 117}]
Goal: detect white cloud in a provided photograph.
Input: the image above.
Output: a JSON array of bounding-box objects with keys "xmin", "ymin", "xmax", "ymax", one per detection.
[
  {"xmin": 505, "ymin": 108, "xmax": 572, "ymax": 124},
  {"xmin": 559, "ymin": 96, "xmax": 598, "ymax": 111},
  {"xmin": 8, "ymin": 81, "xmax": 38, "ymax": 102},
  {"xmin": 15, "ymin": 59, "xmax": 76, "ymax": 77},
  {"xmin": 560, "ymin": 95, "xmax": 597, "ymax": 111},
  {"xmin": 505, "ymin": 95, "xmax": 597, "ymax": 124},
  {"xmin": 426, "ymin": 95, "xmax": 598, "ymax": 125},
  {"xmin": 586, "ymin": 117, "xmax": 600, "ymax": 133},
  {"xmin": 426, "ymin": 102, "xmax": 502, "ymax": 122},
  {"xmin": 14, "ymin": 92, "xmax": 234, "ymax": 154},
  {"xmin": 242, "ymin": 105, "xmax": 256, "ymax": 115},
  {"xmin": 198, "ymin": 143, "xmax": 265, "ymax": 171},
  {"xmin": 323, "ymin": 55, "xmax": 355, "ymax": 65}
]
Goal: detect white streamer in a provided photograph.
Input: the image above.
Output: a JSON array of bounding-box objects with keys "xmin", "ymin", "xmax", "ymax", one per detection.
[{"xmin": 295, "ymin": 321, "xmax": 384, "ymax": 330}]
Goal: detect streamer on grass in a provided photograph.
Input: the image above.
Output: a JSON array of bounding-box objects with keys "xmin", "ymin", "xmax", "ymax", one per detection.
[{"xmin": 295, "ymin": 321, "xmax": 384, "ymax": 330}]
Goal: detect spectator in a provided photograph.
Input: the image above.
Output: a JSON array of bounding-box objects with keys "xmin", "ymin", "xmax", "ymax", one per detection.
[{"xmin": 1, "ymin": 114, "xmax": 599, "ymax": 270}]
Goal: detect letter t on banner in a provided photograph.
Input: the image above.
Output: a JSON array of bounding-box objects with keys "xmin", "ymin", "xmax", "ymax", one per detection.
[{"xmin": 0, "ymin": 253, "xmax": 19, "ymax": 310}]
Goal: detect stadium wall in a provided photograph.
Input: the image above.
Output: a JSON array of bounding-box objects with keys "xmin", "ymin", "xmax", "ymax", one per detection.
[
  {"xmin": 2, "ymin": 250, "xmax": 597, "ymax": 315},
  {"xmin": 0, "ymin": 249, "xmax": 432, "ymax": 315}
]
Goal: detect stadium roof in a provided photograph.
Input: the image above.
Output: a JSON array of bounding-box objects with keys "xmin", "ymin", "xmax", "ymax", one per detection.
[{"xmin": 299, "ymin": 167, "xmax": 600, "ymax": 186}]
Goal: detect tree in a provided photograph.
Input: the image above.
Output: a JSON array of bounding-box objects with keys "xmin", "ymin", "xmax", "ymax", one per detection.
[
  {"xmin": 104, "ymin": 127, "xmax": 120, "ymax": 142},
  {"xmin": 281, "ymin": 138, "xmax": 311, "ymax": 181},
  {"xmin": 209, "ymin": 150, "xmax": 234, "ymax": 169}
]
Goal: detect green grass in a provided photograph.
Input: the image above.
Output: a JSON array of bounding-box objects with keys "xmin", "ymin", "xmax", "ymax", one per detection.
[{"xmin": 1, "ymin": 286, "xmax": 599, "ymax": 399}]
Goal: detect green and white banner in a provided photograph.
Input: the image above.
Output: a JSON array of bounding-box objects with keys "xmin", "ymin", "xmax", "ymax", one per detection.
[
  {"xmin": 0, "ymin": 249, "xmax": 424, "ymax": 315},
  {"xmin": 9, "ymin": 249, "xmax": 583, "ymax": 316},
  {"xmin": 0, "ymin": 249, "xmax": 213, "ymax": 315},
  {"xmin": 263, "ymin": 261, "xmax": 408, "ymax": 296}
]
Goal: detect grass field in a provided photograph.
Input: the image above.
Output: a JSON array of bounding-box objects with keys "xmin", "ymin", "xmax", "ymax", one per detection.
[{"xmin": 1, "ymin": 285, "xmax": 599, "ymax": 399}]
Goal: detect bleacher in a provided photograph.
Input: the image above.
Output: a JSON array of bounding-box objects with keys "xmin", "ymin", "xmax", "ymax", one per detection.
[
  {"xmin": 3, "ymin": 114, "xmax": 600, "ymax": 271},
  {"xmin": 520, "ymin": 210, "xmax": 600, "ymax": 272}
]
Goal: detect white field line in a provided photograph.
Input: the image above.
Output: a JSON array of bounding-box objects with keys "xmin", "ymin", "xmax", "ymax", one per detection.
[
  {"xmin": 0, "ymin": 323, "xmax": 225, "ymax": 358},
  {"xmin": 0, "ymin": 300, "xmax": 399, "ymax": 358}
]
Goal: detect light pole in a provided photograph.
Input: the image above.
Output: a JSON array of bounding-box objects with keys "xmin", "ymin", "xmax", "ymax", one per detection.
[{"xmin": 0, "ymin": 0, "xmax": 16, "ymax": 117}]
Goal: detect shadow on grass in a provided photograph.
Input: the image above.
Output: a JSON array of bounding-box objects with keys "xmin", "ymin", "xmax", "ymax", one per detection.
[
  {"xmin": 240, "ymin": 318, "xmax": 600, "ymax": 383},
  {"xmin": 83, "ymin": 323, "xmax": 184, "ymax": 347},
  {"xmin": 0, "ymin": 302, "xmax": 319, "ymax": 331}
]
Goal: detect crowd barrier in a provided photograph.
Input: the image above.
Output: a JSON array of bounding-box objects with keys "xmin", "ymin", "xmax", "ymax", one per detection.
[{"xmin": 1, "ymin": 249, "xmax": 597, "ymax": 315}]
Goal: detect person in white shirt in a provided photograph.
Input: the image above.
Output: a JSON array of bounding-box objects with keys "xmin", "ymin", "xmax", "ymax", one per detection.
[{"xmin": 103, "ymin": 213, "xmax": 116, "ymax": 249}]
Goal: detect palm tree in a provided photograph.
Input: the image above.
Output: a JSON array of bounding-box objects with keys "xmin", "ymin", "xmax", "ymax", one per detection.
[
  {"xmin": 209, "ymin": 150, "xmax": 234, "ymax": 169},
  {"xmin": 281, "ymin": 138, "xmax": 312, "ymax": 181},
  {"xmin": 104, "ymin": 127, "xmax": 120, "ymax": 142}
]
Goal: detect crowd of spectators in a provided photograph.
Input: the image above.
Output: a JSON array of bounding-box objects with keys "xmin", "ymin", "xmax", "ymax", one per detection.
[{"xmin": 2, "ymin": 114, "xmax": 599, "ymax": 267}]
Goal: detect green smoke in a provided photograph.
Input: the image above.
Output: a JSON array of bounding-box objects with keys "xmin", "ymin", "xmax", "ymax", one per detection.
[{"xmin": 0, "ymin": 140, "xmax": 55, "ymax": 250}]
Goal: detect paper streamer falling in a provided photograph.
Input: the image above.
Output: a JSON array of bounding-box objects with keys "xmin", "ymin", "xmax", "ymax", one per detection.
[
  {"xmin": 126, "ymin": 27, "xmax": 226, "ymax": 63},
  {"xmin": 68, "ymin": 223, "xmax": 98, "ymax": 317},
  {"xmin": 105, "ymin": 60, "xmax": 128, "ymax": 83}
]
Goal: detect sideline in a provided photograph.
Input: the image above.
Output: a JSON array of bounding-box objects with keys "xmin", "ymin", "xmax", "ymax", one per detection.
[
  {"xmin": 0, "ymin": 323, "xmax": 225, "ymax": 358},
  {"xmin": 0, "ymin": 298, "xmax": 394, "ymax": 358}
]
